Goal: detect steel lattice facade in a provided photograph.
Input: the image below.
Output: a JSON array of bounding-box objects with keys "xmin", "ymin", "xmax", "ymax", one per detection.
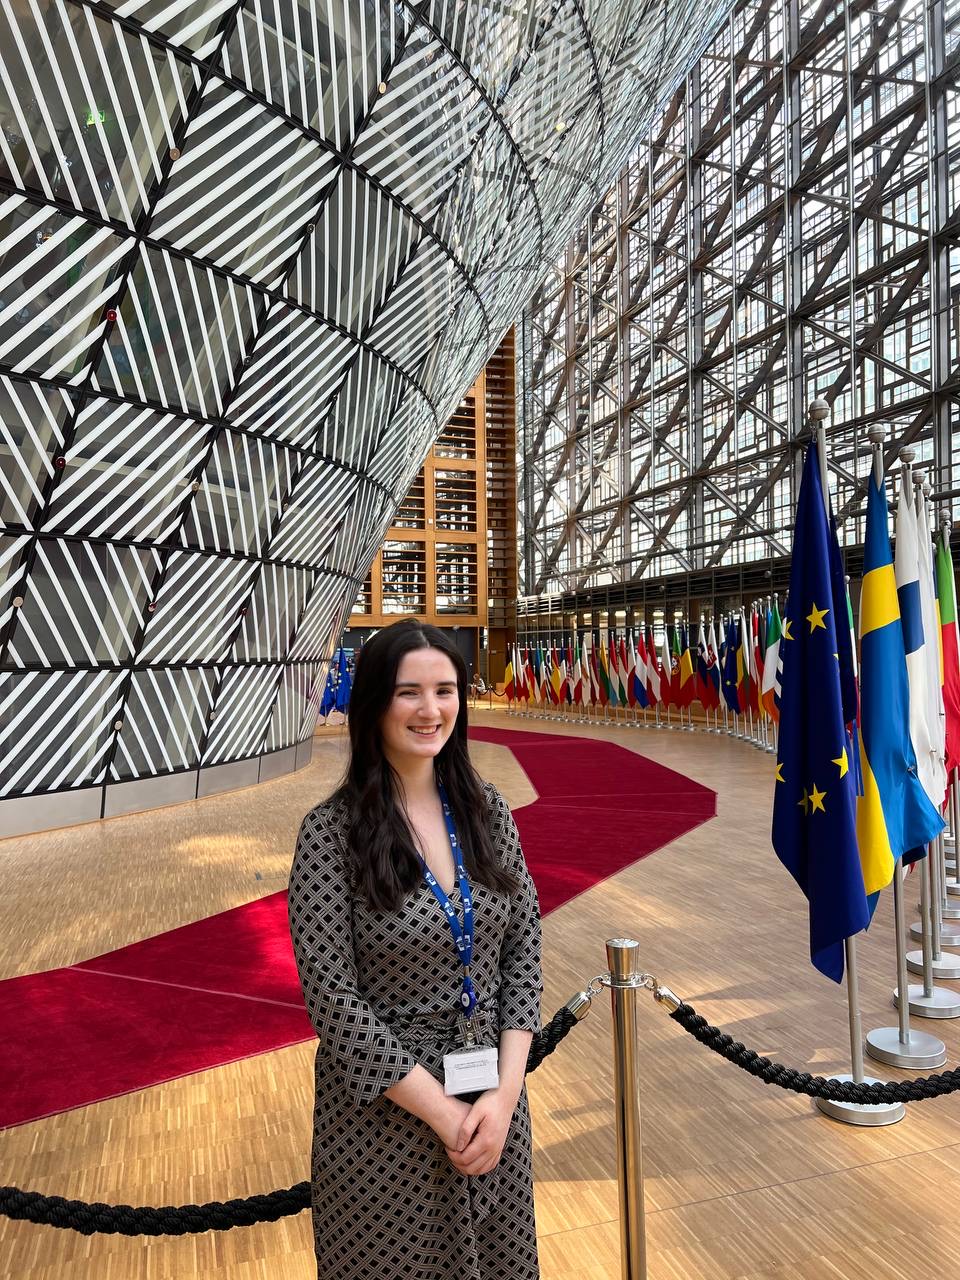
[
  {"xmin": 0, "ymin": 0, "xmax": 734, "ymax": 826},
  {"xmin": 519, "ymin": 0, "xmax": 960, "ymax": 609}
]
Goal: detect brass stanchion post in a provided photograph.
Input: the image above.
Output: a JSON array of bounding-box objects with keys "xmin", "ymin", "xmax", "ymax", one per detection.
[{"xmin": 605, "ymin": 938, "xmax": 647, "ymax": 1280}]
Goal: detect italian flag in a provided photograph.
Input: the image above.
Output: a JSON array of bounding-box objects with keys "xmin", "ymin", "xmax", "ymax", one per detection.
[
  {"xmin": 936, "ymin": 533, "xmax": 960, "ymax": 777},
  {"xmin": 760, "ymin": 601, "xmax": 782, "ymax": 722}
]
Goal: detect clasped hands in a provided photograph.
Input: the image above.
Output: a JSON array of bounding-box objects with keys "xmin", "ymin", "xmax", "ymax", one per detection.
[{"xmin": 440, "ymin": 1089, "xmax": 516, "ymax": 1177}]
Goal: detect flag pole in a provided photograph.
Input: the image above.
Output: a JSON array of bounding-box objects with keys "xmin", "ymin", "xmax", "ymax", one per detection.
[
  {"xmin": 920, "ymin": 485, "xmax": 960, "ymax": 932},
  {"xmin": 746, "ymin": 605, "xmax": 757, "ymax": 746},
  {"xmin": 764, "ymin": 595, "xmax": 775, "ymax": 753},
  {"xmin": 950, "ymin": 769, "xmax": 960, "ymax": 895},
  {"xmin": 949, "ymin": 602, "xmax": 959, "ymax": 865},
  {"xmin": 907, "ymin": 473, "xmax": 960, "ymax": 967},
  {"xmin": 901, "ymin": 823, "xmax": 960, "ymax": 1016},
  {"xmin": 906, "ymin": 831, "xmax": 960, "ymax": 977},
  {"xmin": 762, "ymin": 599, "xmax": 771, "ymax": 752},
  {"xmin": 812, "ymin": 410, "xmax": 904, "ymax": 1123},
  {"xmin": 908, "ymin": 517, "xmax": 959, "ymax": 1017},
  {"xmin": 771, "ymin": 594, "xmax": 780, "ymax": 755},
  {"xmin": 866, "ymin": 446, "xmax": 947, "ymax": 1068},
  {"xmin": 726, "ymin": 620, "xmax": 733, "ymax": 731},
  {"xmin": 813, "ymin": 405, "xmax": 865, "ymax": 1093},
  {"xmin": 716, "ymin": 611, "xmax": 724, "ymax": 733},
  {"xmin": 945, "ymin": 516, "xmax": 960, "ymax": 877},
  {"xmin": 872, "ymin": 862, "xmax": 947, "ymax": 1063},
  {"xmin": 734, "ymin": 610, "xmax": 743, "ymax": 737}
]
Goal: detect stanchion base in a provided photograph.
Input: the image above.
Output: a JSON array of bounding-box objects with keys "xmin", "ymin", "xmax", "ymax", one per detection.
[
  {"xmin": 906, "ymin": 948, "xmax": 960, "ymax": 979},
  {"xmin": 947, "ymin": 882, "xmax": 960, "ymax": 898},
  {"xmin": 865, "ymin": 1025, "xmax": 946, "ymax": 1069},
  {"xmin": 916, "ymin": 900, "xmax": 960, "ymax": 918},
  {"xmin": 895, "ymin": 984, "xmax": 960, "ymax": 1019},
  {"xmin": 909, "ymin": 920, "xmax": 960, "ymax": 946},
  {"xmin": 814, "ymin": 1074, "xmax": 905, "ymax": 1126}
]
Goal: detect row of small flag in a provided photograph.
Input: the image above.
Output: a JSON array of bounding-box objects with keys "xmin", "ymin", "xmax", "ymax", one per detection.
[
  {"xmin": 772, "ymin": 442, "xmax": 960, "ymax": 983},
  {"xmin": 318, "ymin": 648, "xmax": 352, "ymax": 717},
  {"xmin": 503, "ymin": 610, "xmax": 783, "ymax": 719}
]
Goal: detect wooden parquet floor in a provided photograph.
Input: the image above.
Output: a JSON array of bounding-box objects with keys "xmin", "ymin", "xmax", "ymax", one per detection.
[{"xmin": 2, "ymin": 709, "xmax": 960, "ymax": 1279}]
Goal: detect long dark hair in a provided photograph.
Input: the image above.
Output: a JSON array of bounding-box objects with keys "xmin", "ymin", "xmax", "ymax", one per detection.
[{"xmin": 334, "ymin": 620, "xmax": 518, "ymax": 912}]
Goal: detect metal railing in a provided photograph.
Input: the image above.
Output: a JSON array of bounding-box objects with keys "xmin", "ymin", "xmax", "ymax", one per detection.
[{"xmin": 8, "ymin": 939, "xmax": 960, "ymax": 1280}]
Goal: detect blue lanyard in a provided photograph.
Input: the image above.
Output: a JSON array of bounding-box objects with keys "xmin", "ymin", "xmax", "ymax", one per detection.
[{"xmin": 415, "ymin": 781, "xmax": 477, "ymax": 1017}]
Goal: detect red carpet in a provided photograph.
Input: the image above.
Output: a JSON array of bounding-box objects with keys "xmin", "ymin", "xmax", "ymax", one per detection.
[{"xmin": 2, "ymin": 729, "xmax": 714, "ymax": 1128}]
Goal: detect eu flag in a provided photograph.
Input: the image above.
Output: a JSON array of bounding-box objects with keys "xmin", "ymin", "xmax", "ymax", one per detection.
[
  {"xmin": 721, "ymin": 619, "xmax": 740, "ymax": 712},
  {"xmin": 772, "ymin": 443, "xmax": 869, "ymax": 982},
  {"xmin": 319, "ymin": 663, "xmax": 336, "ymax": 717},
  {"xmin": 334, "ymin": 647, "xmax": 352, "ymax": 713}
]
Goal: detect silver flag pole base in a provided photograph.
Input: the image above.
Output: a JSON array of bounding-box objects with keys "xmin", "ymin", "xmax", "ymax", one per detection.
[
  {"xmin": 906, "ymin": 948, "xmax": 960, "ymax": 979},
  {"xmin": 865, "ymin": 1026, "xmax": 946, "ymax": 1069},
  {"xmin": 815, "ymin": 1075, "xmax": 905, "ymax": 1126},
  {"xmin": 910, "ymin": 920, "xmax": 960, "ymax": 947},
  {"xmin": 895, "ymin": 984, "xmax": 960, "ymax": 1018}
]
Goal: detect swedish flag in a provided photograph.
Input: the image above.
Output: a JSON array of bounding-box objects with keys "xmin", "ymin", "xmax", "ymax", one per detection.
[
  {"xmin": 772, "ymin": 443, "xmax": 869, "ymax": 982},
  {"xmin": 856, "ymin": 468, "xmax": 943, "ymax": 898}
]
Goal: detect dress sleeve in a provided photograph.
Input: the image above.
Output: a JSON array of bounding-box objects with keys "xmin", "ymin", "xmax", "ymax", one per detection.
[
  {"xmin": 288, "ymin": 804, "xmax": 417, "ymax": 1109},
  {"xmin": 489, "ymin": 786, "xmax": 543, "ymax": 1033}
]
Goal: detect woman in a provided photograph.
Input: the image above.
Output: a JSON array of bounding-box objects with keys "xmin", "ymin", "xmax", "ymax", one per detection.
[{"xmin": 289, "ymin": 620, "xmax": 543, "ymax": 1279}]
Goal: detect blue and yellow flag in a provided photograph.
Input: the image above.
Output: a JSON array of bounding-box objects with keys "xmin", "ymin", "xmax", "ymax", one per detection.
[
  {"xmin": 856, "ymin": 468, "xmax": 943, "ymax": 898},
  {"xmin": 772, "ymin": 443, "xmax": 868, "ymax": 982}
]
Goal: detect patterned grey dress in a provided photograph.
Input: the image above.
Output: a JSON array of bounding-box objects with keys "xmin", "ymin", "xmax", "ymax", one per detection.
[{"xmin": 288, "ymin": 780, "xmax": 543, "ymax": 1280}]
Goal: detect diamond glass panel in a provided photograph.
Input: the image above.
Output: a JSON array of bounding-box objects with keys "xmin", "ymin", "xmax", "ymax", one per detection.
[{"xmin": 0, "ymin": 0, "xmax": 734, "ymax": 801}]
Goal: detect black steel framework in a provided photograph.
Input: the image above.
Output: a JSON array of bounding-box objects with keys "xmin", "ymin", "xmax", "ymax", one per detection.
[{"xmin": 520, "ymin": 0, "xmax": 960, "ymax": 612}]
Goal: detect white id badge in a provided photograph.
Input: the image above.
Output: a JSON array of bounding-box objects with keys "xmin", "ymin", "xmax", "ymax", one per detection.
[{"xmin": 442, "ymin": 1045, "xmax": 499, "ymax": 1096}]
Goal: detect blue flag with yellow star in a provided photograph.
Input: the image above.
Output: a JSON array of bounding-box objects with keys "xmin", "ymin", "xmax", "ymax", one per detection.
[
  {"xmin": 772, "ymin": 443, "xmax": 869, "ymax": 982},
  {"xmin": 334, "ymin": 647, "xmax": 352, "ymax": 713},
  {"xmin": 319, "ymin": 663, "xmax": 337, "ymax": 718},
  {"xmin": 721, "ymin": 619, "xmax": 741, "ymax": 712}
]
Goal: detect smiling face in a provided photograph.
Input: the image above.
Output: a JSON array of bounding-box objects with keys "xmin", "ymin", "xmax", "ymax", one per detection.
[{"xmin": 379, "ymin": 646, "xmax": 460, "ymax": 769}]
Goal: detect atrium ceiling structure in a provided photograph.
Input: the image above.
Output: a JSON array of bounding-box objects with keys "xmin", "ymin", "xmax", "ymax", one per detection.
[
  {"xmin": 519, "ymin": 0, "xmax": 959, "ymax": 604},
  {"xmin": 0, "ymin": 0, "xmax": 733, "ymax": 826}
]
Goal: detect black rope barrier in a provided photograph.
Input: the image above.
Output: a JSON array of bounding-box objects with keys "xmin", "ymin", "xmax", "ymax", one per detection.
[
  {"xmin": 669, "ymin": 999, "xmax": 960, "ymax": 1104},
  {"xmin": 0, "ymin": 1004, "xmax": 580, "ymax": 1237}
]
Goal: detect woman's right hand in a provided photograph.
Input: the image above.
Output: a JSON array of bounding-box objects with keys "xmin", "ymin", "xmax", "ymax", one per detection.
[{"xmin": 434, "ymin": 1095, "xmax": 472, "ymax": 1151}]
